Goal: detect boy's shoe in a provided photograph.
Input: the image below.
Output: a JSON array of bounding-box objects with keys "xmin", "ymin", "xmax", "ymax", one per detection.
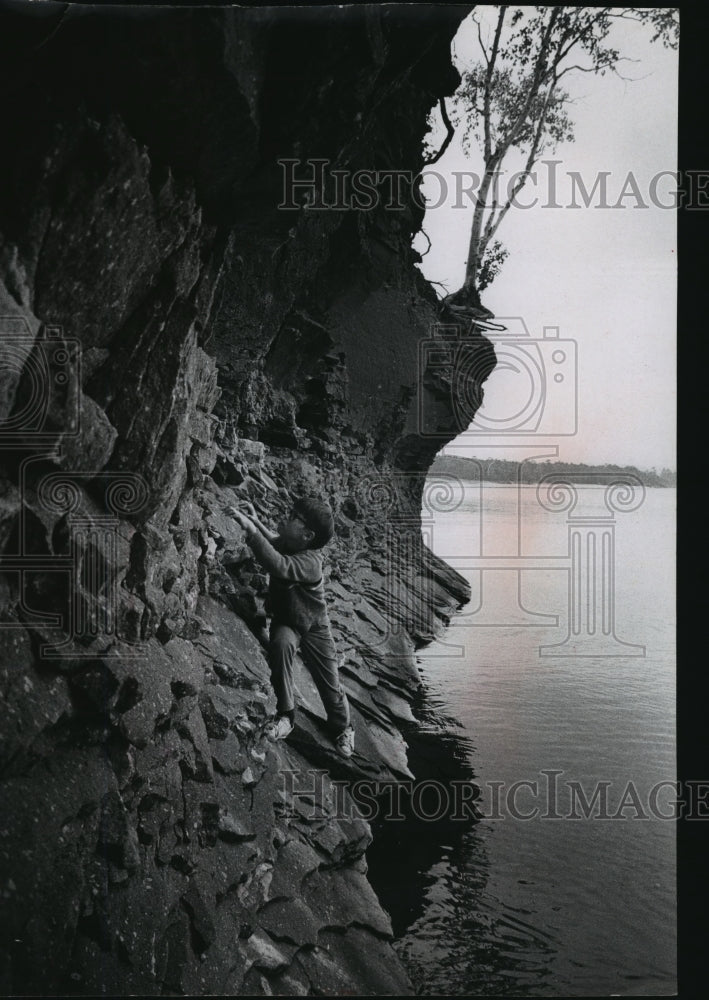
[
  {"xmin": 335, "ymin": 726, "xmax": 355, "ymax": 759},
  {"xmin": 265, "ymin": 715, "xmax": 294, "ymax": 741}
]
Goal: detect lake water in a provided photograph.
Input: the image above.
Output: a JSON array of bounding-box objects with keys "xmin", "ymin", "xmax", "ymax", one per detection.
[{"xmin": 396, "ymin": 483, "xmax": 676, "ymax": 996}]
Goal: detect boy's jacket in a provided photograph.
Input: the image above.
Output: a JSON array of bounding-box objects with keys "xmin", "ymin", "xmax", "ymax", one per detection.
[{"xmin": 247, "ymin": 530, "xmax": 329, "ymax": 634}]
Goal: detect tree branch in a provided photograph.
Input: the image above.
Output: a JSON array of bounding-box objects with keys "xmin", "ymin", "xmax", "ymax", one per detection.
[
  {"xmin": 483, "ymin": 6, "xmax": 506, "ymax": 161},
  {"xmin": 496, "ymin": 6, "xmax": 560, "ymax": 159},
  {"xmin": 474, "ymin": 13, "xmax": 490, "ymax": 68},
  {"xmin": 556, "ymin": 62, "xmax": 603, "ymax": 78},
  {"xmin": 424, "ymin": 97, "xmax": 455, "ymax": 166},
  {"xmin": 429, "ymin": 279, "xmax": 451, "ymax": 299},
  {"xmin": 486, "ymin": 81, "xmax": 555, "ymax": 245},
  {"xmin": 554, "ymin": 9, "xmax": 607, "ymax": 71},
  {"xmin": 417, "ymin": 228, "xmax": 432, "ymax": 258}
]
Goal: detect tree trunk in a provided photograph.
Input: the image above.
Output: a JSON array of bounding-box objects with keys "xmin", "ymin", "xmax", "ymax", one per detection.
[{"xmin": 463, "ymin": 161, "xmax": 497, "ymax": 296}]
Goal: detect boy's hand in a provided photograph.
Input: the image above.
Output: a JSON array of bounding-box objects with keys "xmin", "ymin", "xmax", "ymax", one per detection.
[
  {"xmin": 225, "ymin": 507, "xmax": 254, "ymax": 531},
  {"xmin": 224, "ymin": 503, "xmax": 257, "ymax": 518}
]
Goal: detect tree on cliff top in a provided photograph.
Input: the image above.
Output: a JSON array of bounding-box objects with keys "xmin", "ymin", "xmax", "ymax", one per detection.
[{"xmin": 437, "ymin": 6, "xmax": 679, "ymax": 309}]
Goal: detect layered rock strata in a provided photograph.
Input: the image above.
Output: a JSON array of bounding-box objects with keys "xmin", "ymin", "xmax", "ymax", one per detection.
[{"xmin": 0, "ymin": 3, "xmax": 494, "ymax": 994}]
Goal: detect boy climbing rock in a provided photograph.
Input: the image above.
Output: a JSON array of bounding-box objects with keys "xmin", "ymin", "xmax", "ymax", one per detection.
[{"xmin": 227, "ymin": 498, "xmax": 355, "ymax": 758}]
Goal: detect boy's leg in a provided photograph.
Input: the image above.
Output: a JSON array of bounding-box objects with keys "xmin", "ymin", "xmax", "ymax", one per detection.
[
  {"xmin": 299, "ymin": 622, "xmax": 351, "ymax": 736},
  {"xmin": 268, "ymin": 623, "xmax": 300, "ymax": 717}
]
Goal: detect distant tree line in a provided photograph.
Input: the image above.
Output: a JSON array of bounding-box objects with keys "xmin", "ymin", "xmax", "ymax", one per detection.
[{"xmin": 430, "ymin": 454, "xmax": 676, "ymax": 487}]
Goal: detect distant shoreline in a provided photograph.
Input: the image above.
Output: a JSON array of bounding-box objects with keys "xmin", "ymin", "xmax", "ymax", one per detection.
[
  {"xmin": 430, "ymin": 455, "xmax": 676, "ymax": 489},
  {"xmin": 439, "ymin": 479, "xmax": 676, "ymax": 488}
]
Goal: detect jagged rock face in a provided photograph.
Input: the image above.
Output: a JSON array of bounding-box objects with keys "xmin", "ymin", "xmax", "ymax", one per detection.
[{"xmin": 0, "ymin": 4, "xmax": 492, "ymax": 995}]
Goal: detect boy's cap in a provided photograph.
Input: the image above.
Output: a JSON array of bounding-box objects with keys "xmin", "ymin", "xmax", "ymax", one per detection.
[{"xmin": 292, "ymin": 497, "xmax": 334, "ymax": 548}]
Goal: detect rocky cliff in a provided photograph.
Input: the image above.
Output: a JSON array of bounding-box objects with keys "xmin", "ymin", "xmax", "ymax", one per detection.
[{"xmin": 0, "ymin": 3, "xmax": 495, "ymax": 994}]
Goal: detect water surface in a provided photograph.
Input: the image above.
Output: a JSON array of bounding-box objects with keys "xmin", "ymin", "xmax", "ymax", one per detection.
[{"xmin": 396, "ymin": 484, "xmax": 676, "ymax": 996}]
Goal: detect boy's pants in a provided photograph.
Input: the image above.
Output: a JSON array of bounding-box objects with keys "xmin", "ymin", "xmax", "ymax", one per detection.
[{"xmin": 268, "ymin": 620, "xmax": 350, "ymax": 736}]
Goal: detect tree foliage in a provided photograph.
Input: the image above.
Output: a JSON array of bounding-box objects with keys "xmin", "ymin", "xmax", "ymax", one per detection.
[
  {"xmin": 447, "ymin": 6, "xmax": 679, "ymax": 301},
  {"xmin": 476, "ymin": 239, "xmax": 509, "ymax": 293}
]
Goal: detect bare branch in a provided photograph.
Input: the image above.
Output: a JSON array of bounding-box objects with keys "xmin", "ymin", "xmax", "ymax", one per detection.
[
  {"xmin": 474, "ymin": 14, "xmax": 490, "ymax": 68},
  {"xmin": 429, "ymin": 279, "xmax": 451, "ymax": 299},
  {"xmin": 557, "ymin": 52, "xmax": 643, "ymax": 82},
  {"xmin": 607, "ymin": 10, "xmax": 647, "ymax": 23},
  {"xmin": 424, "ymin": 97, "xmax": 456, "ymax": 166},
  {"xmin": 417, "ymin": 229, "xmax": 432, "ymax": 258},
  {"xmin": 612, "ymin": 65, "xmax": 648, "ymax": 83},
  {"xmin": 556, "ymin": 63, "xmax": 603, "ymax": 78}
]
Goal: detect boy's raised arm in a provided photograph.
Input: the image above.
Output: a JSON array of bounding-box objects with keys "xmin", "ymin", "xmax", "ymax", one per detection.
[
  {"xmin": 228, "ymin": 508, "xmax": 319, "ymax": 582},
  {"xmin": 246, "ymin": 530, "xmax": 319, "ymax": 582},
  {"xmin": 224, "ymin": 504, "xmax": 278, "ymax": 543},
  {"xmin": 246, "ymin": 505, "xmax": 280, "ymax": 543}
]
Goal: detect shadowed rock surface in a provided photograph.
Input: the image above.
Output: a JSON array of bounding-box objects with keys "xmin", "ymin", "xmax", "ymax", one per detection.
[{"xmin": 0, "ymin": 3, "xmax": 495, "ymax": 994}]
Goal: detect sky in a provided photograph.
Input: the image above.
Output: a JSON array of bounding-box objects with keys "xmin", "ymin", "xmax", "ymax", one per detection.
[{"xmin": 415, "ymin": 9, "xmax": 677, "ymax": 471}]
